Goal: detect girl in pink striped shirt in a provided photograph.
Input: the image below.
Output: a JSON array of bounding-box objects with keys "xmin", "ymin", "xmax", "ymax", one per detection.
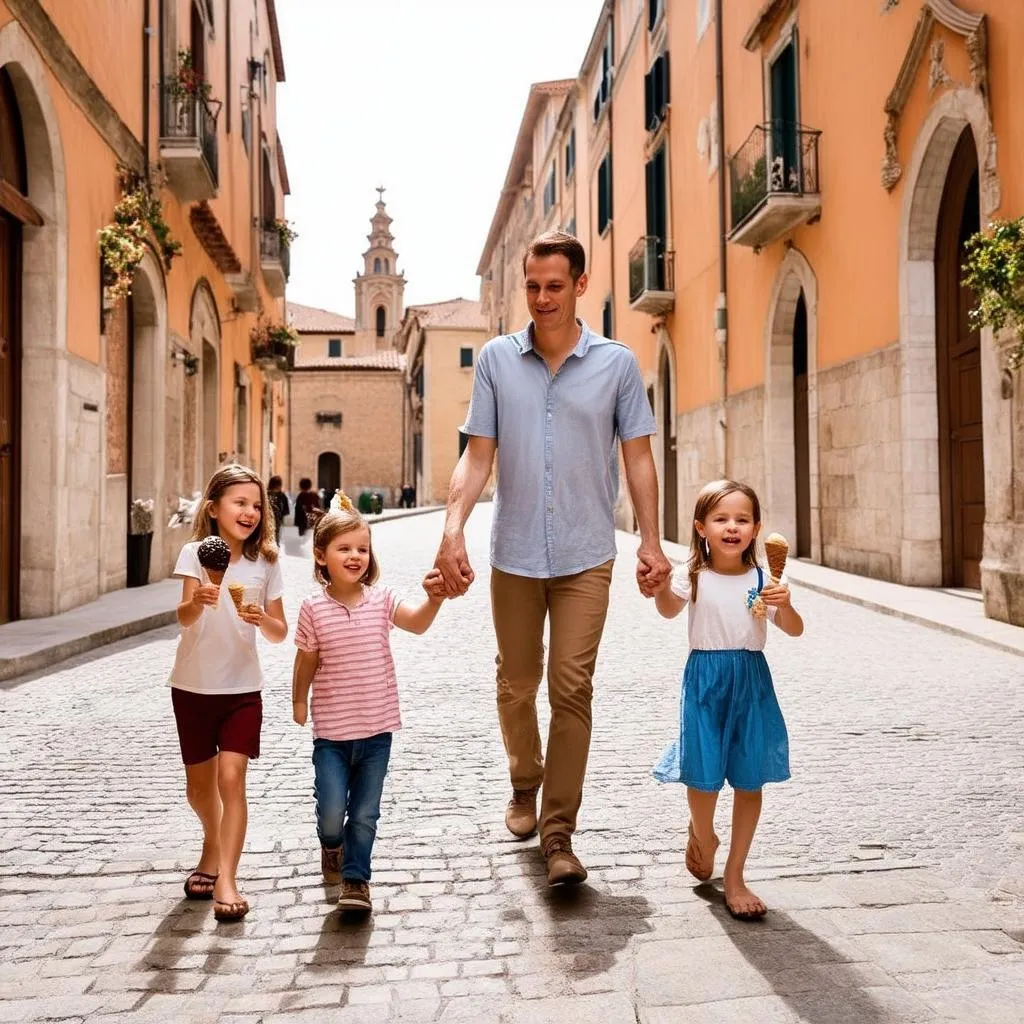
[{"xmin": 292, "ymin": 497, "xmax": 445, "ymax": 914}]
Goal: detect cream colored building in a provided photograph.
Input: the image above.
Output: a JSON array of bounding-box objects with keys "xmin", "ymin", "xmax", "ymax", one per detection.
[{"xmin": 396, "ymin": 299, "xmax": 491, "ymax": 505}]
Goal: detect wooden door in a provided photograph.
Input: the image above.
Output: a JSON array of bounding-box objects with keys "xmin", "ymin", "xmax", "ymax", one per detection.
[
  {"xmin": 936, "ymin": 129, "xmax": 983, "ymax": 589},
  {"xmin": 792, "ymin": 291, "xmax": 811, "ymax": 558},
  {"xmin": 659, "ymin": 352, "xmax": 677, "ymax": 542},
  {"xmin": 0, "ymin": 215, "xmax": 18, "ymax": 623},
  {"xmin": 769, "ymin": 36, "xmax": 798, "ymax": 191}
]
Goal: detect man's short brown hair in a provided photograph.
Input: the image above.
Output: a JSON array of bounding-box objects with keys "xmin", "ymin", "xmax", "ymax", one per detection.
[{"xmin": 522, "ymin": 231, "xmax": 586, "ymax": 281}]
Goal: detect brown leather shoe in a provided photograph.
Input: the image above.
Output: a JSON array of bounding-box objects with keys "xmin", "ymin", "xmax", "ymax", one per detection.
[
  {"xmin": 320, "ymin": 846, "xmax": 342, "ymax": 885},
  {"xmin": 337, "ymin": 879, "xmax": 372, "ymax": 913},
  {"xmin": 505, "ymin": 786, "xmax": 539, "ymax": 838},
  {"xmin": 543, "ymin": 834, "xmax": 587, "ymax": 886}
]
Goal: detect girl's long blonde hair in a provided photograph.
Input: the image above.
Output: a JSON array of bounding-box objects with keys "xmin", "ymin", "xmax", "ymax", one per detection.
[
  {"xmin": 190, "ymin": 463, "xmax": 278, "ymax": 563},
  {"xmin": 311, "ymin": 506, "xmax": 379, "ymax": 587},
  {"xmin": 688, "ymin": 479, "xmax": 761, "ymax": 601}
]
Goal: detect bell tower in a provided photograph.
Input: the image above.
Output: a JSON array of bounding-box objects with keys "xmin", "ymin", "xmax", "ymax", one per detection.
[{"xmin": 353, "ymin": 187, "xmax": 406, "ymax": 354}]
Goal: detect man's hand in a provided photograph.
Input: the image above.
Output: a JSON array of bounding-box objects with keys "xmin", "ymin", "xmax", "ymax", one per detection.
[
  {"xmin": 636, "ymin": 543, "xmax": 672, "ymax": 598},
  {"xmin": 434, "ymin": 531, "xmax": 475, "ymax": 597}
]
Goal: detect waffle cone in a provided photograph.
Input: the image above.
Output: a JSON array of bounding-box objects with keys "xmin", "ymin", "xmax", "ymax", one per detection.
[
  {"xmin": 227, "ymin": 582, "xmax": 246, "ymax": 613},
  {"xmin": 206, "ymin": 569, "xmax": 225, "ymax": 587},
  {"xmin": 764, "ymin": 533, "xmax": 789, "ymax": 581}
]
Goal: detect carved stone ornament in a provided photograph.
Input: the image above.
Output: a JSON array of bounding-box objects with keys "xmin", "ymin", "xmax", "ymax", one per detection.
[
  {"xmin": 928, "ymin": 39, "xmax": 951, "ymax": 92},
  {"xmin": 881, "ymin": 0, "xmax": 990, "ymax": 192}
]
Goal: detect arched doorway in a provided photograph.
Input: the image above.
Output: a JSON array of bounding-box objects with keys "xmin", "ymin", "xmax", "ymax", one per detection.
[
  {"xmin": 658, "ymin": 347, "xmax": 677, "ymax": 542},
  {"xmin": 792, "ymin": 291, "xmax": 810, "ymax": 558},
  {"xmin": 935, "ymin": 127, "xmax": 983, "ymax": 589},
  {"xmin": 0, "ymin": 66, "xmax": 25, "ymax": 623},
  {"xmin": 201, "ymin": 340, "xmax": 218, "ymax": 481},
  {"xmin": 190, "ymin": 281, "xmax": 220, "ymax": 486},
  {"xmin": 318, "ymin": 451, "xmax": 341, "ymax": 498}
]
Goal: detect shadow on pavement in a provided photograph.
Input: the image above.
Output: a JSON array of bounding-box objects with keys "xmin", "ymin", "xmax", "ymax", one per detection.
[
  {"xmin": 308, "ymin": 902, "xmax": 374, "ymax": 967},
  {"xmin": 695, "ymin": 884, "xmax": 887, "ymax": 1024},
  {"xmin": 137, "ymin": 897, "xmax": 232, "ymax": 994}
]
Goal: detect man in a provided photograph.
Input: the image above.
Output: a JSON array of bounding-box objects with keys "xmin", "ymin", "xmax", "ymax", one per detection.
[{"xmin": 433, "ymin": 231, "xmax": 671, "ymax": 886}]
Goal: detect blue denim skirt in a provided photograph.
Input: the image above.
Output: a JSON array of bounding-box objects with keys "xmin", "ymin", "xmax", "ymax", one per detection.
[{"xmin": 653, "ymin": 649, "xmax": 790, "ymax": 792}]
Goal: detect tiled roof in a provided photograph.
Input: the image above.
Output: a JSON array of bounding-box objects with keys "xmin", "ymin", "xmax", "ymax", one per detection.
[
  {"xmin": 288, "ymin": 302, "xmax": 355, "ymax": 333},
  {"xmin": 407, "ymin": 298, "xmax": 488, "ymax": 331},
  {"xmin": 292, "ymin": 350, "xmax": 405, "ymax": 372}
]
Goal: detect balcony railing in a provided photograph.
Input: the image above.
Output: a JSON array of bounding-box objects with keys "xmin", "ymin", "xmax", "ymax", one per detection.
[
  {"xmin": 259, "ymin": 226, "xmax": 290, "ymax": 298},
  {"xmin": 728, "ymin": 121, "xmax": 821, "ymax": 249},
  {"xmin": 628, "ymin": 236, "xmax": 675, "ymax": 315},
  {"xmin": 159, "ymin": 84, "xmax": 219, "ymax": 201}
]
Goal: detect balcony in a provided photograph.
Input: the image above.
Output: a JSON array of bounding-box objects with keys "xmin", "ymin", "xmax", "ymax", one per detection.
[
  {"xmin": 628, "ymin": 236, "xmax": 675, "ymax": 315},
  {"xmin": 250, "ymin": 338, "xmax": 292, "ymax": 381},
  {"xmin": 728, "ymin": 122, "xmax": 821, "ymax": 250},
  {"xmin": 260, "ymin": 226, "xmax": 290, "ymax": 299},
  {"xmin": 159, "ymin": 85, "xmax": 219, "ymax": 202}
]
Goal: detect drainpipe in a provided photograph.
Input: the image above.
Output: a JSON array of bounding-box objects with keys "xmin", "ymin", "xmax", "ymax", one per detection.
[
  {"xmin": 142, "ymin": 0, "xmax": 152, "ymax": 170},
  {"xmin": 714, "ymin": 0, "xmax": 729, "ymax": 477},
  {"xmin": 607, "ymin": 6, "xmax": 617, "ymax": 330}
]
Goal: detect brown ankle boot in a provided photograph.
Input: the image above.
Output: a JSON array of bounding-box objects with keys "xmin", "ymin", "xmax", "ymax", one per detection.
[
  {"xmin": 505, "ymin": 786, "xmax": 539, "ymax": 839},
  {"xmin": 543, "ymin": 834, "xmax": 587, "ymax": 886},
  {"xmin": 320, "ymin": 845, "xmax": 342, "ymax": 885}
]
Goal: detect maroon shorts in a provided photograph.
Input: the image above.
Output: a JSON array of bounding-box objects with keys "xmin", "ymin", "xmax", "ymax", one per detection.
[{"xmin": 171, "ymin": 688, "xmax": 263, "ymax": 765}]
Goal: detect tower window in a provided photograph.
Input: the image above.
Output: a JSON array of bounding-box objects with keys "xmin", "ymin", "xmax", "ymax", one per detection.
[
  {"xmin": 375, "ymin": 306, "xmax": 386, "ymax": 337},
  {"xmin": 328, "ymin": 338, "xmax": 342, "ymax": 358},
  {"xmin": 384, "ymin": 258, "xmax": 390, "ymax": 274},
  {"xmin": 373, "ymin": 257, "xmax": 381, "ymax": 273}
]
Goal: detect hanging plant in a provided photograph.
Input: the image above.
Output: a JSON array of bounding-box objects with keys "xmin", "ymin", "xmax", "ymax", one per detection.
[
  {"xmin": 271, "ymin": 217, "xmax": 298, "ymax": 249},
  {"xmin": 97, "ymin": 165, "xmax": 182, "ymax": 300},
  {"xmin": 962, "ymin": 216, "xmax": 1024, "ymax": 372},
  {"xmin": 251, "ymin": 317, "xmax": 299, "ymax": 350},
  {"xmin": 168, "ymin": 48, "xmax": 212, "ymax": 102}
]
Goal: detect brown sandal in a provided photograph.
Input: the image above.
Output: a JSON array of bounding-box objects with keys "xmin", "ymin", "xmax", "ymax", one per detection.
[
  {"xmin": 213, "ymin": 898, "xmax": 250, "ymax": 922},
  {"xmin": 685, "ymin": 822, "xmax": 720, "ymax": 882},
  {"xmin": 183, "ymin": 870, "xmax": 218, "ymax": 900}
]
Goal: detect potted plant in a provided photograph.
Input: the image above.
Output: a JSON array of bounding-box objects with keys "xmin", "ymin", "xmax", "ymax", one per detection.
[
  {"xmin": 962, "ymin": 216, "xmax": 1024, "ymax": 373},
  {"xmin": 270, "ymin": 218, "xmax": 298, "ymax": 250},
  {"xmin": 250, "ymin": 318, "xmax": 299, "ymax": 372},
  {"xmin": 127, "ymin": 498, "xmax": 155, "ymax": 588}
]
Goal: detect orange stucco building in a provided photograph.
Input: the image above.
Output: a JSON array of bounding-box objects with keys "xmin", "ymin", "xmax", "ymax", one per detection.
[
  {"xmin": 479, "ymin": 0, "xmax": 1024, "ymax": 626},
  {"xmin": 0, "ymin": 0, "xmax": 293, "ymax": 622}
]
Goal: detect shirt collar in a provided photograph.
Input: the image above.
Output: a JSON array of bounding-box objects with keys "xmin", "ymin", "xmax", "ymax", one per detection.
[{"xmin": 515, "ymin": 319, "xmax": 594, "ymax": 359}]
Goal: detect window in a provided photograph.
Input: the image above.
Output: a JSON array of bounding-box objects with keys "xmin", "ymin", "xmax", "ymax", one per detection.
[
  {"xmin": 497, "ymin": 317, "xmax": 505, "ymax": 335},
  {"xmin": 592, "ymin": 23, "xmax": 614, "ymax": 121},
  {"xmin": 648, "ymin": 0, "xmax": 665, "ymax": 31},
  {"xmin": 543, "ymin": 163, "xmax": 556, "ymax": 216},
  {"xmin": 597, "ymin": 151, "xmax": 613, "ymax": 235},
  {"xmin": 384, "ymin": 258, "xmax": 390, "ymax": 274},
  {"xmin": 460, "ymin": 347, "xmax": 474, "ymax": 368},
  {"xmin": 375, "ymin": 306, "xmax": 386, "ymax": 337},
  {"xmin": 373, "ymin": 257, "xmax": 381, "ymax": 273},
  {"xmin": 565, "ymin": 126, "xmax": 576, "ymax": 181},
  {"xmin": 415, "ymin": 365, "xmax": 424, "ymax": 398},
  {"xmin": 644, "ymin": 51, "xmax": 671, "ymax": 131},
  {"xmin": 328, "ymin": 338, "xmax": 342, "ymax": 358},
  {"xmin": 458, "ymin": 431, "xmax": 469, "ymax": 458},
  {"xmin": 565, "ymin": 217, "xmax": 576, "ymax": 237},
  {"xmin": 602, "ymin": 297, "xmax": 613, "ymax": 338}
]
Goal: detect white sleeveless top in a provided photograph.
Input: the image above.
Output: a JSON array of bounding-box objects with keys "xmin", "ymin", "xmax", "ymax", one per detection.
[{"xmin": 670, "ymin": 566, "xmax": 780, "ymax": 652}]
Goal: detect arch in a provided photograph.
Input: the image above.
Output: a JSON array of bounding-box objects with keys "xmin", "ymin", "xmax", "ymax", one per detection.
[
  {"xmin": 375, "ymin": 305, "xmax": 386, "ymax": 338},
  {"xmin": 373, "ymin": 257, "xmax": 381, "ymax": 274},
  {"xmin": 317, "ymin": 450, "xmax": 341, "ymax": 496},
  {"xmin": 654, "ymin": 326, "xmax": 679, "ymax": 542},
  {"xmin": 0, "ymin": 22, "xmax": 69, "ymax": 618},
  {"xmin": 384, "ymin": 258, "xmax": 390, "ymax": 274},
  {"xmin": 189, "ymin": 279, "xmax": 220, "ymax": 485},
  {"xmin": 896, "ymin": 86, "xmax": 1005, "ymax": 586},
  {"xmin": 763, "ymin": 245, "xmax": 820, "ymax": 563}
]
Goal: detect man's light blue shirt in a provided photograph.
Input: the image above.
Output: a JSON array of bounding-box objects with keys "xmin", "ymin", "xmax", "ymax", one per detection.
[{"xmin": 462, "ymin": 319, "xmax": 656, "ymax": 579}]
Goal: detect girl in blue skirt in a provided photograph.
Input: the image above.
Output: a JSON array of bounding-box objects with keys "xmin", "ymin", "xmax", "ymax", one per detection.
[{"xmin": 652, "ymin": 479, "xmax": 803, "ymax": 920}]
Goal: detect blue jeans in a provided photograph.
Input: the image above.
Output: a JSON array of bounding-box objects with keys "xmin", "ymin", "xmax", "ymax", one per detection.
[{"xmin": 312, "ymin": 733, "xmax": 392, "ymax": 881}]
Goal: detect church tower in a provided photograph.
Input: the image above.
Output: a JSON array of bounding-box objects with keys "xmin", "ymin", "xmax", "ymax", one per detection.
[{"xmin": 353, "ymin": 187, "xmax": 405, "ymax": 354}]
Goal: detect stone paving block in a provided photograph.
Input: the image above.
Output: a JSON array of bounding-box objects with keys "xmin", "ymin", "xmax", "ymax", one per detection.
[
  {"xmin": 506, "ymin": 992, "xmax": 639, "ymax": 1023},
  {"xmin": 917, "ymin": 982, "xmax": 1024, "ymax": 1023},
  {"xmin": 641, "ymin": 995, "xmax": 801, "ymax": 1024},
  {"xmin": 855, "ymin": 930, "xmax": 1021, "ymax": 974},
  {"xmin": 435, "ymin": 996, "xmax": 511, "ymax": 1023}
]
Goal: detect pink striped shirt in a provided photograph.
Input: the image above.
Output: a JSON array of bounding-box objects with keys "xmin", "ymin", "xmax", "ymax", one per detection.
[{"xmin": 294, "ymin": 586, "xmax": 402, "ymax": 741}]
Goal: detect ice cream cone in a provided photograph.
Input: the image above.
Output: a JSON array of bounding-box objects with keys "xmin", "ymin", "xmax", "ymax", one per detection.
[
  {"xmin": 227, "ymin": 582, "xmax": 246, "ymax": 613},
  {"xmin": 764, "ymin": 533, "xmax": 789, "ymax": 582},
  {"xmin": 206, "ymin": 568, "xmax": 225, "ymax": 587}
]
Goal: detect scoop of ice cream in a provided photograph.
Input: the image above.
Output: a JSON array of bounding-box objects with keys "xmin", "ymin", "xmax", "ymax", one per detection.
[{"xmin": 196, "ymin": 535, "xmax": 231, "ymax": 573}]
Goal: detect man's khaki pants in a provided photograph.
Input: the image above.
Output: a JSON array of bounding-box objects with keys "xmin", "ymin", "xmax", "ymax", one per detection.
[{"xmin": 490, "ymin": 560, "xmax": 613, "ymax": 843}]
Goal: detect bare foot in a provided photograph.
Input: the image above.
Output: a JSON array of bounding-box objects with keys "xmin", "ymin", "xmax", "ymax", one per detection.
[
  {"xmin": 723, "ymin": 877, "xmax": 767, "ymax": 920},
  {"xmin": 685, "ymin": 822, "xmax": 720, "ymax": 882},
  {"xmin": 213, "ymin": 876, "xmax": 244, "ymax": 906}
]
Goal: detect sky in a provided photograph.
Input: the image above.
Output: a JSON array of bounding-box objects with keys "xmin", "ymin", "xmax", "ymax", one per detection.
[{"xmin": 275, "ymin": 0, "xmax": 602, "ymax": 315}]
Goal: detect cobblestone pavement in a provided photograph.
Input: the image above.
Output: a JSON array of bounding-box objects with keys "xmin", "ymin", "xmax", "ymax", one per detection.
[{"xmin": 2, "ymin": 508, "xmax": 1023, "ymax": 1023}]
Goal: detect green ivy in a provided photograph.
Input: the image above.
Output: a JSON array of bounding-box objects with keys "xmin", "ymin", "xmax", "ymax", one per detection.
[{"xmin": 962, "ymin": 216, "xmax": 1024, "ymax": 372}]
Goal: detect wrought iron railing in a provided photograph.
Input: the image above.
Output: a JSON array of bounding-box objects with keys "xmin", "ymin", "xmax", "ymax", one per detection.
[
  {"xmin": 729, "ymin": 121, "xmax": 820, "ymax": 231},
  {"xmin": 260, "ymin": 227, "xmax": 291, "ymax": 280},
  {"xmin": 160, "ymin": 84, "xmax": 219, "ymax": 186},
  {"xmin": 628, "ymin": 236, "xmax": 675, "ymax": 303}
]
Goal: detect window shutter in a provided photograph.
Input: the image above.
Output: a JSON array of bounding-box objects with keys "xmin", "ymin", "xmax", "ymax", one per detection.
[
  {"xmin": 644, "ymin": 66, "xmax": 653, "ymax": 130},
  {"xmin": 662, "ymin": 50, "xmax": 670, "ymax": 109}
]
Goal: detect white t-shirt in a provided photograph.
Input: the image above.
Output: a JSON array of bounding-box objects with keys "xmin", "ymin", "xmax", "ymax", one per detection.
[
  {"xmin": 670, "ymin": 565, "xmax": 781, "ymax": 652},
  {"xmin": 168, "ymin": 540, "xmax": 285, "ymax": 694}
]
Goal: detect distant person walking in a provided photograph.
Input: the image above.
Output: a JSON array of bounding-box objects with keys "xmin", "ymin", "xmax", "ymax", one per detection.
[
  {"xmin": 433, "ymin": 231, "xmax": 671, "ymax": 886},
  {"xmin": 294, "ymin": 478, "xmax": 320, "ymax": 537},
  {"xmin": 267, "ymin": 475, "xmax": 290, "ymax": 545}
]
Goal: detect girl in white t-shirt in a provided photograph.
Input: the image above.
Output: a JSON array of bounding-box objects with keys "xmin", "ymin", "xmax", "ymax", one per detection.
[
  {"xmin": 171, "ymin": 463, "xmax": 288, "ymax": 922},
  {"xmin": 651, "ymin": 479, "xmax": 804, "ymax": 922}
]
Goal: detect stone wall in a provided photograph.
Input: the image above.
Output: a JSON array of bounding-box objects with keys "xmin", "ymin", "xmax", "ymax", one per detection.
[
  {"xmin": 290, "ymin": 369, "xmax": 405, "ymax": 505},
  {"xmin": 674, "ymin": 401, "xmax": 722, "ymax": 532},
  {"xmin": 817, "ymin": 345, "xmax": 902, "ymax": 580},
  {"xmin": 726, "ymin": 387, "xmax": 766, "ymax": 504}
]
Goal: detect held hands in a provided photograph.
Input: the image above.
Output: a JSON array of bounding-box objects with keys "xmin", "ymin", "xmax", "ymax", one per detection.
[
  {"xmin": 422, "ymin": 568, "xmax": 447, "ymax": 601},
  {"xmin": 292, "ymin": 700, "xmax": 308, "ymax": 727},
  {"xmin": 636, "ymin": 543, "xmax": 672, "ymax": 598},
  {"xmin": 434, "ymin": 531, "xmax": 475, "ymax": 598}
]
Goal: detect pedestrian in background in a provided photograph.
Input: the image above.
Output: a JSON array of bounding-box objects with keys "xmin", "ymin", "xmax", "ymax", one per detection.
[
  {"xmin": 651, "ymin": 479, "xmax": 803, "ymax": 921},
  {"xmin": 291, "ymin": 492, "xmax": 446, "ymax": 914},
  {"xmin": 294, "ymin": 477, "xmax": 320, "ymax": 537},
  {"xmin": 170, "ymin": 463, "xmax": 289, "ymax": 922},
  {"xmin": 267, "ymin": 475, "xmax": 290, "ymax": 545},
  {"xmin": 433, "ymin": 231, "xmax": 671, "ymax": 886}
]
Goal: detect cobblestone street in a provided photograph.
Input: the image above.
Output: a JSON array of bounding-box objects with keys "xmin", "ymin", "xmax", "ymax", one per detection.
[{"xmin": 2, "ymin": 507, "xmax": 1023, "ymax": 1022}]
